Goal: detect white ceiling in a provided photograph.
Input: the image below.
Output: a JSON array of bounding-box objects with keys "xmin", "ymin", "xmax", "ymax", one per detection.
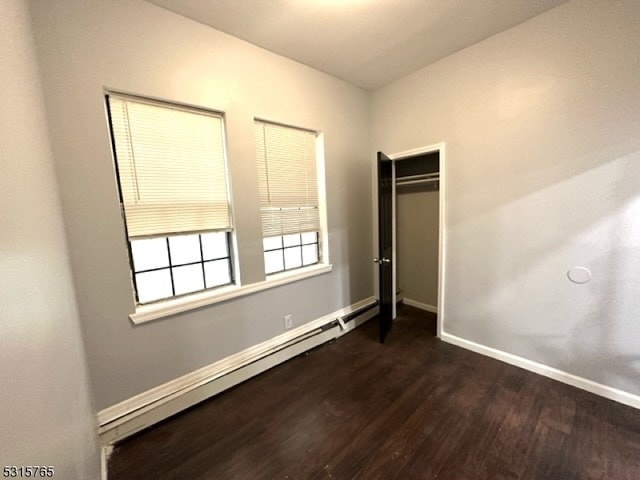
[{"xmin": 146, "ymin": 0, "xmax": 568, "ymax": 90}]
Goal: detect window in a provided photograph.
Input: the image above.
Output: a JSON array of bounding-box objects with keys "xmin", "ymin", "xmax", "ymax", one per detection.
[
  {"xmin": 106, "ymin": 93, "xmax": 233, "ymax": 304},
  {"xmin": 130, "ymin": 232, "xmax": 232, "ymax": 303},
  {"xmin": 263, "ymin": 232, "xmax": 320, "ymax": 275},
  {"xmin": 255, "ymin": 120, "xmax": 322, "ymax": 274}
]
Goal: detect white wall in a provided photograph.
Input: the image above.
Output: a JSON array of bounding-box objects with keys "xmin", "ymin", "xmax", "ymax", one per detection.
[
  {"xmin": 0, "ymin": 1, "xmax": 99, "ymax": 477},
  {"xmin": 397, "ymin": 189, "xmax": 439, "ymax": 307},
  {"xmin": 373, "ymin": 0, "xmax": 640, "ymax": 397},
  {"xmin": 28, "ymin": 0, "xmax": 372, "ymax": 410}
]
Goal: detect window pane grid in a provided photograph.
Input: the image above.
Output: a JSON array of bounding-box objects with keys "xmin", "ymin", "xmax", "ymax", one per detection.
[
  {"xmin": 131, "ymin": 232, "xmax": 233, "ymax": 304},
  {"xmin": 133, "ymin": 255, "xmax": 231, "ymax": 274},
  {"xmin": 263, "ymin": 233, "xmax": 319, "ymax": 275}
]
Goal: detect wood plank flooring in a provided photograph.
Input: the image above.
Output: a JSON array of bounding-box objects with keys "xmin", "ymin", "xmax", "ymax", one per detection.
[{"xmin": 108, "ymin": 305, "xmax": 640, "ymax": 479}]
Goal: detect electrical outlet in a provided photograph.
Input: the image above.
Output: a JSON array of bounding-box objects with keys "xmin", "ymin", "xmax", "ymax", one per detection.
[{"xmin": 284, "ymin": 314, "xmax": 293, "ymax": 330}]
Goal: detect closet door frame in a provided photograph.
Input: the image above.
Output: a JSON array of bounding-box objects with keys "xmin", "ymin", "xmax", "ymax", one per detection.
[{"xmin": 388, "ymin": 143, "xmax": 446, "ymax": 338}]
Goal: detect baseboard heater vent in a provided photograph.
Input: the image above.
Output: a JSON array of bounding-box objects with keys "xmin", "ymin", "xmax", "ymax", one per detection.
[
  {"xmin": 98, "ymin": 297, "xmax": 379, "ymax": 445},
  {"xmin": 344, "ymin": 300, "xmax": 378, "ymax": 322}
]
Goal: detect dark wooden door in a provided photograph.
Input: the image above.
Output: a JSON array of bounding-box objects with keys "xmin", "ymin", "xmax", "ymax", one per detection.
[{"xmin": 377, "ymin": 151, "xmax": 394, "ymax": 343}]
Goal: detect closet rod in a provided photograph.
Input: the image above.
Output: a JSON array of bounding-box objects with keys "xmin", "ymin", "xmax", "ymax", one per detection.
[
  {"xmin": 396, "ymin": 172, "xmax": 439, "ymax": 182},
  {"xmin": 396, "ymin": 178, "xmax": 439, "ymax": 187}
]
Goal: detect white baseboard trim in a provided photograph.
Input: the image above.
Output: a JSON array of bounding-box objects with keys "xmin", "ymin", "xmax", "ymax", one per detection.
[
  {"xmin": 98, "ymin": 297, "xmax": 379, "ymax": 445},
  {"xmin": 441, "ymin": 332, "xmax": 640, "ymax": 410},
  {"xmin": 403, "ymin": 298, "xmax": 438, "ymax": 314}
]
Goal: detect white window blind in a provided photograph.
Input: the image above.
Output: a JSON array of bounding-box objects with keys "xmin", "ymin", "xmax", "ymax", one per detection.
[
  {"xmin": 108, "ymin": 94, "xmax": 232, "ymax": 238},
  {"xmin": 255, "ymin": 121, "xmax": 320, "ymax": 237}
]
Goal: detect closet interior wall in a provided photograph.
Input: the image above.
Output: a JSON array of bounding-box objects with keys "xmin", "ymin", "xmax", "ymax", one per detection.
[{"xmin": 396, "ymin": 153, "xmax": 439, "ymax": 310}]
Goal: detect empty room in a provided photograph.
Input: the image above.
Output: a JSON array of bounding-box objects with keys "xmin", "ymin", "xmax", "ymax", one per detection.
[{"xmin": 2, "ymin": 0, "xmax": 640, "ymax": 478}]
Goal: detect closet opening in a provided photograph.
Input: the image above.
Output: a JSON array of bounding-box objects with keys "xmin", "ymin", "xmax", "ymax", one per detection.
[{"xmin": 391, "ymin": 145, "xmax": 444, "ymax": 338}]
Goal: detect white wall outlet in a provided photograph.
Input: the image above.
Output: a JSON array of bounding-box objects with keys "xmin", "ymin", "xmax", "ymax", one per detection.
[{"xmin": 284, "ymin": 314, "xmax": 293, "ymax": 330}]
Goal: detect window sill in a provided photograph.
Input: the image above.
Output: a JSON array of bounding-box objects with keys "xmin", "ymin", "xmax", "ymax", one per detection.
[{"xmin": 130, "ymin": 263, "xmax": 333, "ymax": 324}]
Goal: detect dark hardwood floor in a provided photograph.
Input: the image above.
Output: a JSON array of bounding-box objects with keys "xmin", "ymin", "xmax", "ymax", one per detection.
[{"xmin": 109, "ymin": 304, "xmax": 640, "ymax": 479}]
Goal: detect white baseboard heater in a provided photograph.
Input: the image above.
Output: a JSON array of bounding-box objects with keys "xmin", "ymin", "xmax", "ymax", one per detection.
[{"xmin": 98, "ymin": 297, "xmax": 379, "ymax": 445}]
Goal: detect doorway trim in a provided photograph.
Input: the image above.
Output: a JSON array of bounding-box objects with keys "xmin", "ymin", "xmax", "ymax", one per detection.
[{"xmin": 389, "ymin": 143, "xmax": 446, "ymax": 338}]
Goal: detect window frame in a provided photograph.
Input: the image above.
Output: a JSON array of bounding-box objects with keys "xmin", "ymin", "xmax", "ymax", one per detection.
[
  {"xmin": 105, "ymin": 91, "xmax": 238, "ymax": 308},
  {"xmin": 130, "ymin": 231, "xmax": 234, "ymax": 305},
  {"xmin": 254, "ymin": 119, "xmax": 330, "ymax": 277}
]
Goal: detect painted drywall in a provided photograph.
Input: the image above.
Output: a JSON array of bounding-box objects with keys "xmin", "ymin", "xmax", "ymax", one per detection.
[
  {"xmin": 397, "ymin": 189, "xmax": 439, "ymax": 307},
  {"xmin": 28, "ymin": 0, "xmax": 372, "ymax": 410},
  {"xmin": 372, "ymin": 0, "xmax": 640, "ymax": 397},
  {"xmin": 0, "ymin": 1, "xmax": 100, "ymax": 477}
]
